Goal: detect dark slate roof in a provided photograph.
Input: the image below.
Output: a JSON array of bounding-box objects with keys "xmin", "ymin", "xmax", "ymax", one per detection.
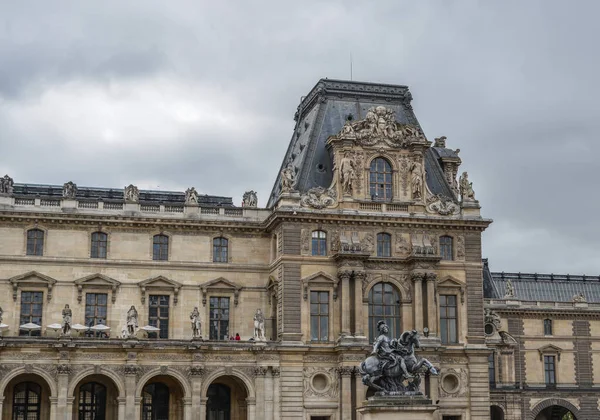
[
  {"xmin": 267, "ymin": 78, "xmax": 453, "ymax": 207},
  {"xmin": 483, "ymin": 259, "xmax": 600, "ymax": 303},
  {"xmin": 13, "ymin": 184, "xmax": 234, "ymax": 207},
  {"xmin": 425, "ymin": 149, "xmax": 455, "ymax": 198}
]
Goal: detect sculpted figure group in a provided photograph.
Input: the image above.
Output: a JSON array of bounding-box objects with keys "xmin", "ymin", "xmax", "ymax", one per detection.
[
  {"xmin": 359, "ymin": 321, "xmax": 438, "ymax": 395},
  {"xmin": 0, "ymin": 175, "xmax": 14, "ymax": 195}
]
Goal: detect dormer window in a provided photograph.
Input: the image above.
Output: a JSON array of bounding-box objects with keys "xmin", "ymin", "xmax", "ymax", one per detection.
[{"xmin": 369, "ymin": 158, "xmax": 392, "ymax": 201}]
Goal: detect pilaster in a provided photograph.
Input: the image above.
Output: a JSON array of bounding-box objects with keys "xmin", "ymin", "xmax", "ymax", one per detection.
[
  {"xmin": 426, "ymin": 273, "xmax": 437, "ymax": 336},
  {"xmin": 339, "ymin": 270, "xmax": 352, "ymax": 338},
  {"xmin": 412, "ymin": 272, "xmax": 425, "ymax": 332},
  {"xmin": 339, "ymin": 366, "xmax": 353, "ymax": 420}
]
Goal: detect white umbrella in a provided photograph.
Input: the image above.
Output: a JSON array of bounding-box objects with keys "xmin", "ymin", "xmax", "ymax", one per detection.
[
  {"xmin": 0, "ymin": 323, "xmax": 9, "ymax": 329},
  {"xmin": 90, "ymin": 324, "xmax": 110, "ymax": 331},
  {"xmin": 19, "ymin": 322, "xmax": 41, "ymax": 331},
  {"xmin": 47, "ymin": 323, "xmax": 62, "ymax": 331},
  {"xmin": 139, "ymin": 325, "xmax": 160, "ymax": 332},
  {"xmin": 71, "ymin": 324, "xmax": 89, "ymax": 331}
]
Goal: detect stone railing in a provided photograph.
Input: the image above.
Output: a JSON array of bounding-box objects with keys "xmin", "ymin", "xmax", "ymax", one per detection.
[{"xmin": 0, "ymin": 196, "xmax": 270, "ymax": 221}]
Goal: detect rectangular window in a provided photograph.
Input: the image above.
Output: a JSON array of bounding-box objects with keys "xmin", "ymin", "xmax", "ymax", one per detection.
[
  {"xmin": 488, "ymin": 352, "xmax": 496, "ymax": 386},
  {"xmin": 90, "ymin": 232, "xmax": 108, "ymax": 259},
  {"xmin": 439, "ymin": 236, "xmax": 453, "ymax": 260},
  {"xmin": 148, "ymin": 295, "xmax": 169, "ymax": 339},
  {"xmin": 152, "ymin": 235, "xmax": 169, "ymax": 261},
  {"xmin": 440, "ymin": 295, "xmax": 458, "ymax": 344},
  {"xmin": 209, "ymin": 297, "xmax": 230, "ymax": 340},
  {"xmin": 310, "ymin": 291, "xmax": 329, "ymax": 342},
  {"xmin": 311, "ymin": 231, "xmax": 327, "ymax": 256},
  {"xmin": 26, "ymin": 229, "xmax": 44, "ymax": 256},
  {"xmin": 85, "ymin": 293, "xmax": 108, "ymax": 336},
  {"xmin": 544, "ymin": 355, "xmax": 556, "ymax": 385},
  {"xmin": 20, "ymin": 291, "xmax": 43, "ymax": 336}
]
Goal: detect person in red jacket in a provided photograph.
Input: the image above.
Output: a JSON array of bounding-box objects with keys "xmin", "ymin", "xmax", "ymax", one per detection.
[{"xmin": 235, "ymin": 333, "xmax": 241, "ymax": 341}]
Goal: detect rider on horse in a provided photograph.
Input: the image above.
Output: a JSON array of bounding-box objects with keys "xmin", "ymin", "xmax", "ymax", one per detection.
[{"xmin": 371, "ymin": 320, "xmax": 413, "ymax": 379}]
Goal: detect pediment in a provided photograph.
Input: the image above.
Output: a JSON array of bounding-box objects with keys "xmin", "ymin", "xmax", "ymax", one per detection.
[
  {"xmin": 9, "ymin": 271, "xmax": 58, "ymax": 301},
  {"xmin": 138, "ymin": 276, "xmax": 182, "ymax": 305},
  {"xmin": 200, "ymin": 277, "xmax": 241, "ymax": 291},
  {"xmin": 538, "ymin": 344, "xmax": 562, "ymax": 360},
  {"xmin": 302, "ymin": 271, "xmax": 337, "ymax": 286},
  {"xmin": 437, "ymin": 276, "xmax": 463, "ymax": 288},
  {"xmin": 75, "ymin": 274, "xmax": 121, "ymax": 288},
  {"xmin": 200, "ymin": 277, "xmax": 242, "ymax": 307},
  {"xmin": 74, "ymin": 274, "xmax": 121, "ymax": 303}
]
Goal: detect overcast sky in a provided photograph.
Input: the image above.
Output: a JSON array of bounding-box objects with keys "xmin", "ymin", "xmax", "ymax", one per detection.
[{"xmin": 0, "ymin": 1, "xmax": 598, "ymax": 275}]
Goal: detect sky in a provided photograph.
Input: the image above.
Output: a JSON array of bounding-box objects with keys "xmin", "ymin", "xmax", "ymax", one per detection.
[{"xmin": 0, "ymin": 1, "xmax": 598, "ymax": 275}]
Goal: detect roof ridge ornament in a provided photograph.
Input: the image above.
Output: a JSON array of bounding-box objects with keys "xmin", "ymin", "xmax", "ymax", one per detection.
[{"xmin": 330, "ymin": 106, "xmax": 426, "ymax": 148}]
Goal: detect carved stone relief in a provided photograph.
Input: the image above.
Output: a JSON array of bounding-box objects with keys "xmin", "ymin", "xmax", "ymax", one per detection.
[
  {"xmin": 425, "ymin": 193, "xmax": 459, "ymax": 216},
  {"xmin": 456, "ymin": 236, "xmax": 465, "ymax": 261},
  {"xmin": 398, "ymin": 156, "xmax": 411, "ymax": 198},
  {"xmin": 300, "ymin": 186, "xmax": 337, "ymax": 209},
  {"xmin": 395, "ymin": 232, "xmax": 411, "ymax": 257},
  {"xmin": 301, "ymin": 229, "xmax": 310, "ymax": 254},
  {"xmin": 304, "ymin": 367, "xmax": 339, "ymax": 399},
  {"xmin": 439, "ymin": 368, "xmax": 469, "ymax": 398}
]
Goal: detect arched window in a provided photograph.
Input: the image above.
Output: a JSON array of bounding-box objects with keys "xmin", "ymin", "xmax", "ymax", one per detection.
[
  {"xmin": 142, "ymin": 383, "xmax": 170, "ymax": 420},
  {"xmin": 369, "ymin": 158, "xmax": 392, "ymax": 200},
  {"xmin": 311, "ymin": 230, "xmax": 327, "ymax": 256},
  {"xmin": 78, "ymin": 382, "xmax": 107, "ymax": 419},
  {"xmin": 26, "ymin": 229, "xmax": 44, "ymax": 256},
  {"xmin": 207, "ymin": 383, "xmax": 231, "ymax": 420},
  {"xmin": 544, "ymin": 319, "xmax": 553, "ymax": 335},
  {"xmin": 213, "ymin": 237, "xmax": 228, "ymax": 262},
  {"xmin": 376, "ymin": 233, "xmax": 391, "ymax": 257},
  {"xmin": 152, "ymin": 234, "xmax": 169, "ymax": 261},
  {"xmin": 12, "ymin": 382, "xmax": 41, "ymax": 420},
  {"xmin": 439, "ymin": 235, "xmax": 453, "ymax": 260},
  {"xmin": 368, "ymin": 283, "xmax": 401, "ymax": 342},
  {"xmin": 91, "ymin": 232, "xmax": 108, "ymax": 259}
]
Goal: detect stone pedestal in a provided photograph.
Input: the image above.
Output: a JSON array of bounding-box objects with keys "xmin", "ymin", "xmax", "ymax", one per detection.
[{"xmin": 357, "ymin": 395, "xmax": 437, "ymax": 420}]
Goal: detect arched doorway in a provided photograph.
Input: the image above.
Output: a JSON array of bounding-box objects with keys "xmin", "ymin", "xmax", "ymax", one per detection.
[
  {"xmin": 205, "ymin": 376, "xmax": 248, "ymax": 420},
  {"xmin": 140, "ymin": 375, "xmax": 185, "ymax": 420},
  {"xmin": 490, "ymin": 405, "xmax": 504, "ymax": 420},
  {"xmin": 535, "ymin": 406, "xmax": 576, "ymax": 420},
  {"xmin": 2, "ymin": 374, "xmax": 52, "ymax": 420},
  {"xmin": 72, "ymin": 374, "xmax": 120, "ymax": 419}
]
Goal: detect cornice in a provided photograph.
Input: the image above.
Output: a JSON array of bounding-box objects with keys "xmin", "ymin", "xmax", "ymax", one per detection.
[{"xmin": 488, "ymin": 306, "xmax": 600, "ymax": 319}]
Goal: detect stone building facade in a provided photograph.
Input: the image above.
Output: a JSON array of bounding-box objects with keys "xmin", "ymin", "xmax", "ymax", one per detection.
[
  {"xmin": 0, "ymin": 79, "xmax": 493, "ymax": 420},
  {"xmin": 484, "ymin": 261, "xmax": 600, "ymax": 420}
]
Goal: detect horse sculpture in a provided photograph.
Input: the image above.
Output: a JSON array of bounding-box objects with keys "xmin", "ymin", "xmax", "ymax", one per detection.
[{"xmin": 359, "ymin": 327, "xmax": 438, "ymax": 394}]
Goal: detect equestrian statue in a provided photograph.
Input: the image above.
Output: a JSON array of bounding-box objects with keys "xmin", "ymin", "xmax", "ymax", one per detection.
[{"xmin": 359, "ymin": 320, "xmax": 439, "ymax": 394}]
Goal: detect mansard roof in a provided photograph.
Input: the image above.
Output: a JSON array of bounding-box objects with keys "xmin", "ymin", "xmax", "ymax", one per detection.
[
  {"xmin": 12, "ymin": 183, "xmax": 234, "ymax": 207},
  {"xmin": 266, "ymin": 78, "xmax": 456, "ymax": 207},
  {"xmin": 483, "ymin": 258, "xmax": 600, "ymax": 303}
]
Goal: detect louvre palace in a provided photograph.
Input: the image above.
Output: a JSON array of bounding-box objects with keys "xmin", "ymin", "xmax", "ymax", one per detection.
[{"xmin": 0, "ymin": 79, "xmax": 596, "ymax": 420}]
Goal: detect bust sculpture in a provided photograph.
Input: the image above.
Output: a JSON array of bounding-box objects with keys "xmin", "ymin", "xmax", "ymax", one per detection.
[
  {"xmin": 62, "ymin": 304, "xmax": 72, "ymax": 336},
  {"xmin": 358, "ymin": 321, "xmax": 438, "ymax": 395},
  {"xmin": 253, "ymin": 308, "xmax": 266, "ymax": 341},
  {"xmin": 190, "ymin": 306, "xmax": 202, "ymax": 339},
  {"xmin": 126, "ymin": 305, "xmax": 138, "ymax": 337}
]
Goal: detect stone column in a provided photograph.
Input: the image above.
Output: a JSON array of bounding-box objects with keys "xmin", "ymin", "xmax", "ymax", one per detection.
[
  {"xmin": 339, "ymin": 271, "xmax": 352, "ymax": 338},
  {"xmin": 199, "ymin": 397, "xmax": 208, "ymax": 420},
  {"xmin": 339, "ymin": 367, "xmax": 353, "ymax": 420},
  {"xmin": 117, "ymin": 397, "xmax": 126, "ymax": 420},
  {"xmin": 353, "ymin": 272, "xmax": 366, "ymax": 338},
  {"xmin": 65, "ymin": 397, "xmax": 75, "ymax": 420},
  {"xmin": 124, "ymin": 367, "xmax": 138, "ymax": 419},
  {"xmin": 429, "ymin": 374, "xmax": 439, "ymax": 403},
  {"xmin": 247, "ymin": 397, "xmax": 256, "ymax": 419},
  {"xmin": 56, "ymin": 366, "xmax": 70, "ymax": 420},
  {"xmin": 49, "ymin": 397, "xmax": 58, "ymax": 420},
  {"xmin": 426, "ymin": 273, "xmax": 437, "ymax": 336},
  {"xmin": 0, "ymin": 396, "xmax": 4, "ymax": 419},
  {"xmin": 254, "ymin": 367, "xmax": 267, "ymax": 419},
  {"xmin": 183, "ymin": 397, "xmax": 193, "ymax": 420},
  {"xmin": 264, "ymin": 368, "xmax": 274, "ymax": 420},
  {"xmin": 412, "ymin": 273, "xmax": 425, "ymax": 332},
  {"xmin": 354, "ymin": 367, "xmax": 368, "ymax": 417},
  {"xmin": 190, "ymin": 367, "xmax": 204, "ymax": 420},
  {"xmin": 272, "ymin": 367, "xmax": 280, "ymax": 419}
]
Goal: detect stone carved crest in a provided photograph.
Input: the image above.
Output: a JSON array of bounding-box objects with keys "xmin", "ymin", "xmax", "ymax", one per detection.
[
  {"xmin": 484, "ymin": 309, "xmax": 502, "ymax": 332},
  {"xmin": 242, "ymin": 190, "xmax": 258, "ymax": 207},
  {"xmin": 304, "ymin": 367, "xmax": 339, "ymax": 399},
  {"xmin": 0, "ymin": 175, "xmax": 14, "ymax": 195},
  {"xmin": 395, "ymin": 233, "xmax": 411, "ymax": 257},
  {"xmin": 398, "ymin": 156, "xmax": 411, "ymax": 197},
  {"xmin": 62, "ymin": 181, "xmax": 77, "ymax": 199},
  {"xmin": 300, "ymin": 186, "xmax": 337, "ymax": 209},
  {"xmin": 185, "ymin": 187, "xmax": 199, "ymax": 205},
  {"xmin": 124, "ymin": 184, "xmax": 140, "ymax": 203},
  {"xmin": 426, "ymin": 194, "xmax": 459, "ymax": 216},
  {"xmin": 334, "ymin": 106, "xmax": 426, "ymax": 148}
]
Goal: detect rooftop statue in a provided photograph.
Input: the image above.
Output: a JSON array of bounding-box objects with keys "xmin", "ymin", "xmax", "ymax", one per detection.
[
  {"xmin": 0, "ymin": 175, "xmax": 14, "ymax": 195},
  {"xmin": 62, "ymin": 181, "xmax": 77, "ymax": 199},
  {"xmin": 359, "ymin": 321, "xmax": 438, "ymax": 395},
  {"xmin": 185, "ymin": 187, "xmax": 199, "ymax": 205},
  {"xmin": 242, "ymin": 190, "xmax": 258, "ymax": 207},
  {"xmin": 459, "ymin": 171, "xmax": 476, "ymax": 202},
  {"xmin": 280, "ymin": 164, "xmax": 297, "ymax": 193},
  {"xmin": 124, "ymin": 184, "xmax": 140, "ymax": 203}
]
